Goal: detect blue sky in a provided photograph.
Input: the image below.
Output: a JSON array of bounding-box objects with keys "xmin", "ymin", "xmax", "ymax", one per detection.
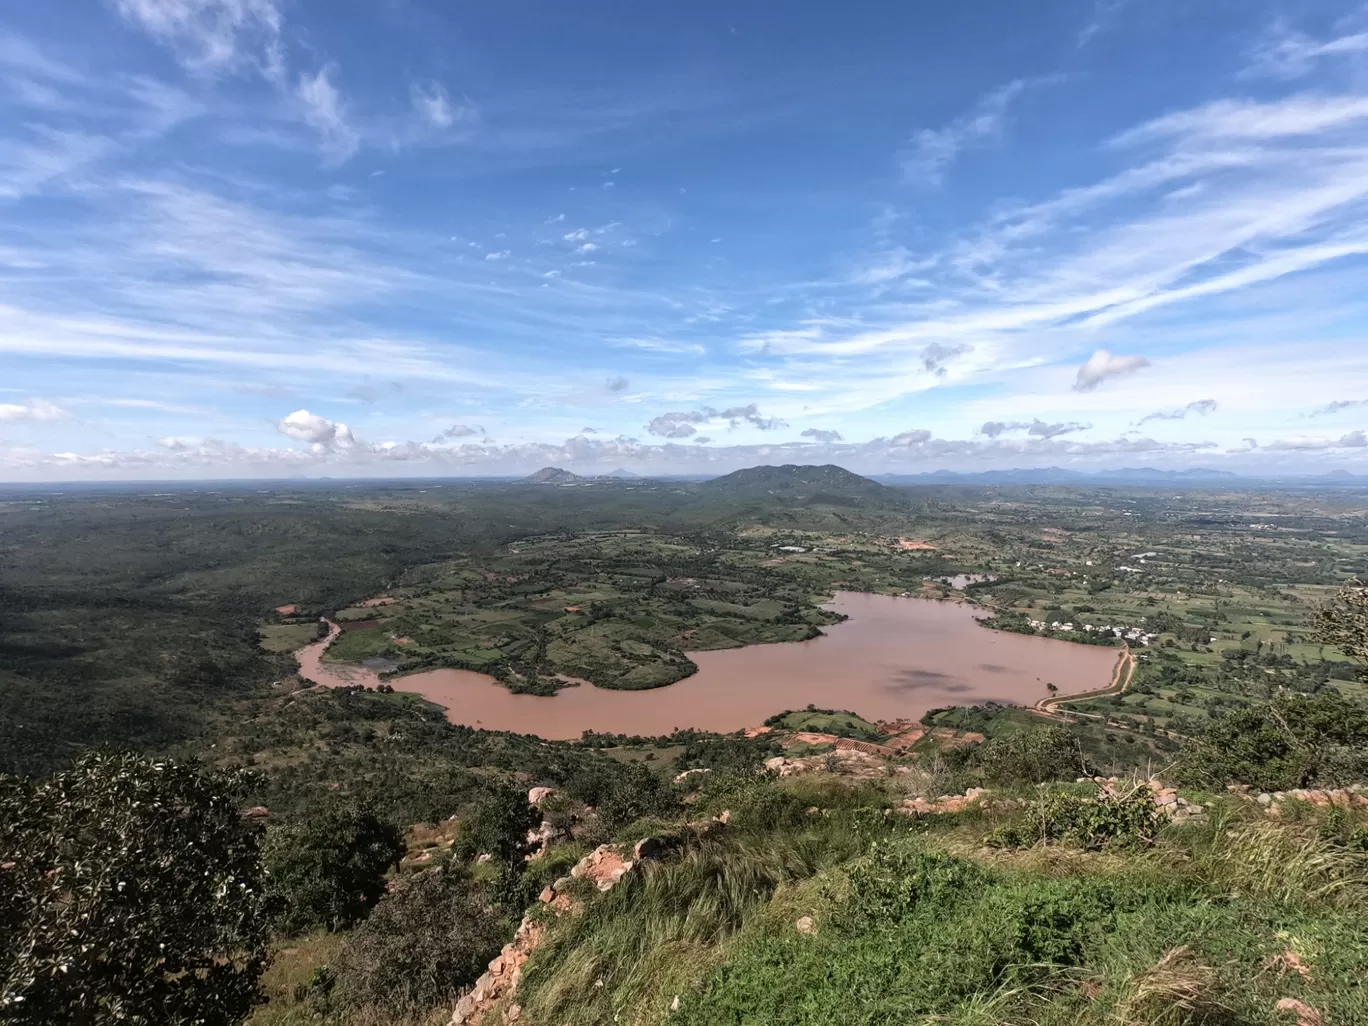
[{"xmin": 3, "ymin": 0, "xmax": 1368, "ymax": 479}]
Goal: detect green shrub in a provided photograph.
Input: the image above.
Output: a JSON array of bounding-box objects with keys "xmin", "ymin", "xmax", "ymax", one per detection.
[
  {"xmin": 331, "ymin": 869, "xmax": 507, "ymax": 1015},
  {"xmin": 973, "ymin": 726, "xmax": 1089, "ymax": 785},
  {"xmin": 263, "ymin": 802, "xmax": 405, "ymax": 935},
  {"xmin": 567, "ymin": 762, "xmax": 682, "ymax": 834},
  {"xmin": 0, "ymin": 751, "xmax": 270, "ymax": 1025},
  {"xmin": 452, "ymin": 783, "xmax": 542, "ymax": 871},
  {"xmin": 985, "ymin": 786, "xmax": 1163, "ymax": 851},
  {"xmin": 1176, "ymin": 692, "xmax": 1368, "ymax": 791}
]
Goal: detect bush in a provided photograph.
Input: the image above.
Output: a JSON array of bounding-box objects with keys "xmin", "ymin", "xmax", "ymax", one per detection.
[
  {"xmin": 565, "ymin": 762, "xmax": 681, "ymax": 834},
  {"xmin": 263, "ymin": 802, "xmax": 405, "ymax": 935},
  {"xmin": 1176, "ymin": 692, "xmax": 1368, "ymax": 791},
  {"xmin": 985, "ymin": 785, "xmax": 1163, "ymax": 851},
  {"xmin": 331, "ymin": 869, "xmax": 507, "ymax": 1015},
  {"xmin": 973, "ymin": 725, "xmax": 1089, "ymax": 785},
  {"xmin": 0, "ymin": 750, "xmax": 270, "ymax": 1025}
]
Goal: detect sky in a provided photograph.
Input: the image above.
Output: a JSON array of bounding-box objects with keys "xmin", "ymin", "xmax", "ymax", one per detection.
[{"xmin": 3, "ymin": 0, "xmax": 1368, "ymax": 480}]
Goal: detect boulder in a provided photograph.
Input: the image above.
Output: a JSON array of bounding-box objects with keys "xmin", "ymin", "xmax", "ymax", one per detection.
[{"xmin": 569, "ymin": 844, "xmax": 635, "ymax": 892}]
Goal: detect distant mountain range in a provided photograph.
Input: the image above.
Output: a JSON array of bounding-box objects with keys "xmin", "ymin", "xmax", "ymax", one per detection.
[
  {"xmin": 870, "ymin": 467, "xmax": 1366, "ymax": 487},
  {"xmin": 521, "ymin": 464, "xmax": 1368, "ymax": 489}
]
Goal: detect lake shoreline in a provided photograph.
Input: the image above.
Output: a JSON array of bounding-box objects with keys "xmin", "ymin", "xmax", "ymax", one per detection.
[{"xmin": 295, "ymin": 591, "xmax": 1123, "ymax": 739}]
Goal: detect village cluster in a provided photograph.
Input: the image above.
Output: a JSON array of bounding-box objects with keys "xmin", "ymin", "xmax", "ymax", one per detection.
[{"xmin": 1024, "ymin": 619, "xmax": 1158, "ymax": 645}]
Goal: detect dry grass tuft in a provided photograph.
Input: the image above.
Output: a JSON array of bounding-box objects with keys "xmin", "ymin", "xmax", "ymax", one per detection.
[{"xmin": 1113, "ymin": 945, "xmax": 1226, "ymax": 1026}]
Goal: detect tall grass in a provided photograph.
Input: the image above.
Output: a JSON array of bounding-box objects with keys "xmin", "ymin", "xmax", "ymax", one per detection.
[
  {"xmin": 519, "ymin": 814, "xmax": 885, "ymax": 1026},
  {"xmin": 511, "ymin": 784, "xmax": 1368, "ymax": 1026}
]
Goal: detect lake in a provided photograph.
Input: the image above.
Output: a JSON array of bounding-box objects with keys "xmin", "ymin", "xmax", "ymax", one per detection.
[{"xmin": 296, "ymin": 591, "xmax": 1121, "ymax": 739}]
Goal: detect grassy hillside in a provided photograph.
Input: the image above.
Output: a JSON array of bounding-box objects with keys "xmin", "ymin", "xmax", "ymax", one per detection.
[{"xmin": 252, "ymin": 760, "xmax": 1368, "ymax": 1026}]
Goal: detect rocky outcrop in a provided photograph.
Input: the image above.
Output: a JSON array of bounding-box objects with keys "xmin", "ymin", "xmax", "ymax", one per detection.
[
  {"xmin": 570, "ymin": 843, "xmax": 636, "ymax": 892},
  {"xmin": 1105, "ymin": 778, "xmax": 1206, "ymax": 822},
  {"xmin": 900, "ymin": 787, "xmax": 993, "ymax": 815},
  {"xmin": 1242, "ymin": 785, "xmax": 1368, "ymax": 814},
  {"xmin": 449, "ymin": 843, "xmax": 640, "ymax": 1026},
  {"xmin": 765, "ymin": 748, "xmax": 893, "ymax": 780}
]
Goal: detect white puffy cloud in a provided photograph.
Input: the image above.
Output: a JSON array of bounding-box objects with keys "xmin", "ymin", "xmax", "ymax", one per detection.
[
  {"xmin": 0, "ymin": 399, "xmax": 68, "ymax": 421},
  {"xmin": 432, "ymin": 423, "xmax": 481, "ymax": 442},
  {"xmin": 801, "ymin": 428, "xmax": 843, "ymax": 443},
  {"xmin": 276, "ymin": 408, "xmax": 354, "ymax": 449},
  {"xmin": 1073, "ymin": 349, "xmax": 1151, "ymax": 391},
  {"xmin": 979, "ymin": 419, "xmax": 1091, "ymax": 439},
  {"xmin": 1263, "ymin": 430, "xmax": 1367, "ymax": 452},
  {"xmin": 646, "ymin": 410, "xmax": 708, "ymax": 439},
  {"xmin": 646, "ymin": 404, "xmax": 785, "ymax": 439}
]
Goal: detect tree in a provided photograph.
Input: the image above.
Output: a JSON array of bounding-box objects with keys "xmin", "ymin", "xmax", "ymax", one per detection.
[
  {"xmin": 263, "ymin": 802, "xmax": 405, "ymax": 936},
  {"xmin": 452, "ymin": 784, "xmax": 541, "ymax": 871},
  {"xmin": 0, "ymin": 750, "xmax": 270, "ymax": 1025},
  {"xmin": 1316, "ymin": 580, "xmax": 1368, "ymax": 661}
]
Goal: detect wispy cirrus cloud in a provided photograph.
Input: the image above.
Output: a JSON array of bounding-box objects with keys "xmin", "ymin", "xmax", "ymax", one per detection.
[
  {"xmin": 294, "ymin": 67, "xmax": 359, "ymax": 162},
  {"xmin": 1244, "ymin": 22, "xmax": 1368, "ymax": 80},
  {"xmin": 902, "ymin": 79, "xmax": 1034, "ymax": 185},
  {"xmin": 113, "ymin": 0, "xmax": 285, "ymax": 79},
  {"xmin": 1136, "ymin": 399, "xmax": 1217, "ymax": 426},
  {"xmin": 1311, "ymin": 398, "xmax": 1368, "ymax": 416}
]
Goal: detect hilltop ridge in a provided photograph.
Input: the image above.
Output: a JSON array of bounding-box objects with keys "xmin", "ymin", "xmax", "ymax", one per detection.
[
  {"xmin": 703, "ymin": 463, "xmax": 885, "ymax": 494},
  {"xmin": 524, "ymin": 467, "xmax": 585, "ymax": 485}
]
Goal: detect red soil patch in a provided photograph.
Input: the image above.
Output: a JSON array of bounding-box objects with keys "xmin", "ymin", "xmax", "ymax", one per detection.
[
  {"xmin": 888, "ymin": 727, "xmax": 927, "ymax": 750},
  {"xmin": 274, "ymin": 604, "xmax": 298, "ymax": 615},
  {"xmin": 563, "ymin": 606, "xmax": 582, "ymax": 612},
  {"xmin": 391, "ymin": 635, "xmax": 413, "ymax": 646},
  {"xmin": 359, "ymin": 596, "xmax": 397, "ymax": 607},
  {"xmin": 743, "ymin": 726, "xmax": 772, "ymax": 738},
  {"xmin": 896, "ymin": 538, "xmax": 936, "ymax": 550},
  {"xmin": 786, "ymin": 731, "xmax": 840, "ymax": 747}
]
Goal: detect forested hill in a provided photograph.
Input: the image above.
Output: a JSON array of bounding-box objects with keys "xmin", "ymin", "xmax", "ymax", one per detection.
[{"xmin": 703, "ymin": 464, "xmax": 885, "ymax": 495}]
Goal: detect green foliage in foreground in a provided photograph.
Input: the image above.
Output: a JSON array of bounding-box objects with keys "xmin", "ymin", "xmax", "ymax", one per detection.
[
  {"xmin": 1177, "ymin": 691, "xmax": 1368, "ymax": 791},
  {"xmin": 330, "ymin": 868, "xmax": 510, "ymax": 1016},
  {"xmin": 0, "ymin": 751, "xmax": 270, "ymax": 1025},
  {"xmin": 451, "ymin": 782, "xmax": 543, "ymax": 871},
  {"xmin": 512, "ymin": 773, "xmax": 1368, "ymax": 1026},
  {"xmin": 1316, "ymin": 578, "xmax": 1368, "ymax": 661},
  {"xmin": 984, "ymin": 785, "xmax": 1164, "ymax": 851},
  {"xmin": 263, "ymin": 803, "xmax": 405, "ymax": 936}
]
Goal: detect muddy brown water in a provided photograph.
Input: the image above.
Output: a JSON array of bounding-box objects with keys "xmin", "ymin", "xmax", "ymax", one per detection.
[{"xmin": 295, "ymin": 592, "xmax": 1121, "ymax": 739}]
